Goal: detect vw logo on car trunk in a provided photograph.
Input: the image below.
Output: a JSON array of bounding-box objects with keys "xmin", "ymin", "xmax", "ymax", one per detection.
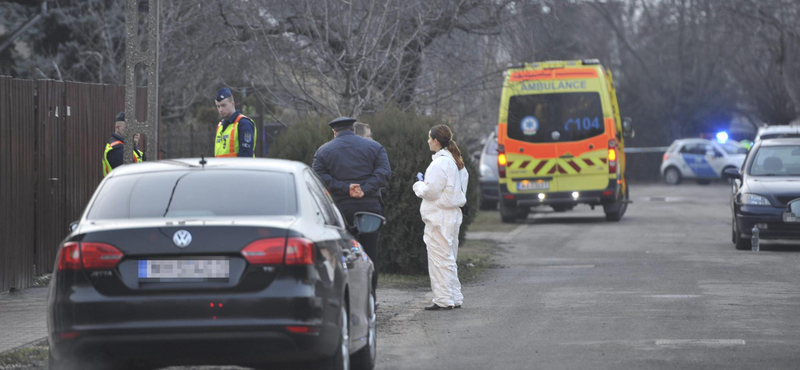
[{"xmin": 173, "ymin": 230, "xmax": 192, "ymax": 248}]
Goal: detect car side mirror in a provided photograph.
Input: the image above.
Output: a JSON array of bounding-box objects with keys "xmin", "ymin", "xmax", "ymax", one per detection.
[
  {"xmin": 789, "ymin": 199, "xmax": 800, "ymax": 217},
  {"xmin": 622, "ymin": 117, "xmax": 634, "ymax": 138},
  {"xmin": 69, "ymin": 221, "xmax": 78, "ymax": 233},
  {"xmin": 722, "ymin": 167, "xmax": 742, "ymax": 180},
  {"xmin": 354, "ymin": 212, "xmax": 385, "ymax": 234}
]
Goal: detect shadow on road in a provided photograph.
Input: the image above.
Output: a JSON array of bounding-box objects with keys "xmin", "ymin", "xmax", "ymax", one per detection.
[
  {"xmin": 756, "ymin": 243, "xmax": 800, "ymax": 252},
  {"xmin": 519, "ymin": 216, "xmax": 609, "ymax": 225}
]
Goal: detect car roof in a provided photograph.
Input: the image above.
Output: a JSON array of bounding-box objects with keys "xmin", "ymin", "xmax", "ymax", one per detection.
[
  {"xmin": 757, "ymin": 138, "xmax": 800, "ymax": 147},
  {"xmin": 107, "ymin": 158, "xmax": 309, "ymax": 177}
]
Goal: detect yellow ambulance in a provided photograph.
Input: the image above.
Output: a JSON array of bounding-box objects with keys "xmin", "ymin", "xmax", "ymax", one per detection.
[{"xmin": 496, "ymin": 59, "xmax": 633, "ymax": 223}]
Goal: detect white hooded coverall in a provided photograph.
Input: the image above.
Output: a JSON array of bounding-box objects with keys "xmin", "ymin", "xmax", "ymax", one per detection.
[{"xmin": 412, "ymin": 149, "xmax": 468, "ymax": 307}]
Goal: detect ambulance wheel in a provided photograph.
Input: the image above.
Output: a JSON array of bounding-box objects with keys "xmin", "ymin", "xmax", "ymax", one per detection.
[
  {"xmin": 696, "ymin": 179, "xmax": 711, "ymax": 185},
  {"xmin": 500, "ymin": 201, "xmax": 517, "ymax": 223},
  {"xmin": 664, "ymin": 167, "xmax": 682, "ymax": 185},
  {"xmin": 604, "ymin": 186, "xmax": 629, "ymax": 222},
  {"xmin": 516, "ymin": 206, "xmax": 530, "ymax": 220}
]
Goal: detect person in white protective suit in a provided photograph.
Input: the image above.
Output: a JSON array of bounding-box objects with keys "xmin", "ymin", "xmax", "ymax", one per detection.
[{"xmin": 412, "ymin": 125, "xmax": 469, "ymax": 311}]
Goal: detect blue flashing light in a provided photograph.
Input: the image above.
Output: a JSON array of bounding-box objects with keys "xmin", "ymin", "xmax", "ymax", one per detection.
[{"xmin": 716, "ymin": 131, "xmax": 729, "ymax": 143}]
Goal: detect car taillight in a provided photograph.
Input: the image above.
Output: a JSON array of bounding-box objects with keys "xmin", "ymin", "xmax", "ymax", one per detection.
[
  {"xmin": 241, "ymin": 238, "xmax": 286, "ymax": 265},
  {"xmin": 497, "ymin": 145, "xmax": 506, "ymax": 178},
  {"xmin": 663, "ymin": 152, "xmax": 669, "ymax": 162},
  {"xmin": 58, "ymin": 242, "xmax": 124, "ymax": 270},
  {"xmin": 81, "ymin": 242, "xmax": 124, "ymax": 270},
  {"xmin": 608, "ymin": 139, "xmax": 618, "ymax": 174},
  {"xmin": 285, "ymin": 238, "xmax": 315, "ymax": 265},
  {"xmin": 58, "ymin": 242, "xmax": 82, "ymax": 270}
]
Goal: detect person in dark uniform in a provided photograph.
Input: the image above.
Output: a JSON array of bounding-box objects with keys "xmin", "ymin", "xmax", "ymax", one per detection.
[
  {"xmin": 214, "ymin": 87, "xmax": 256, "ymax": 157},
  {"xmin": 313, "ymin": 117, "xmax": 392, "ymax": 290},
  {"xmin": 102, "ymin": 111, "xmax": 126, "ymax": 177}
]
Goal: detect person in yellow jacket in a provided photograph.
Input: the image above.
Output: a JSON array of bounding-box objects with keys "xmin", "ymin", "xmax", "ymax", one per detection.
[
  {"xmin": 133, "ymin": 133, "xmax": 146, "ymax": 163},
  {"xmin": 102, "ymin": 112, "xmax": 126, "ymax": 177},
  {"xmin": 214, "ymin": 88, "xmax": 256, "ymax": 157}
]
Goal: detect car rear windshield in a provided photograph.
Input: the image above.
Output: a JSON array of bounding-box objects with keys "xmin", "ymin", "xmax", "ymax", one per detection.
[
  {"xmin": 507, "ymin": 92, "xmax": 604, "ymax": 143},
  {"xmin": 749, "ymin": 145, "xmax": 800, "ymax": 176},
  {"xmin": 87, "ymin": 170, "xmax": 297, "ymax": 219}
]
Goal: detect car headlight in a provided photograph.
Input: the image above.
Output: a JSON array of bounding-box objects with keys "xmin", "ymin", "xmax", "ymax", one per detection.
[{"xmin": 741, "ymin": 193, "xmax": 771, "ymax": 206}]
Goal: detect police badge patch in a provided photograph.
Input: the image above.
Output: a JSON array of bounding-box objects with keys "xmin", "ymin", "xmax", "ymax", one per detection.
[{"xmin": 244, "ymin": 132, "xmax": 252, "ymax": 143}]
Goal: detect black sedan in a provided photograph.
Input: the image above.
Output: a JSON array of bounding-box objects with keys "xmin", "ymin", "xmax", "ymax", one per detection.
[
  {"xmin": 47, "ymin": 158, "xmax": 382, "ymax": 370},
  {"xmin": 724, "ymin": 138, "xmax": 800, "ymax": 250}
]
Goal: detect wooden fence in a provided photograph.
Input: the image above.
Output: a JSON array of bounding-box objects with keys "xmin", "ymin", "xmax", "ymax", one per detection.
[{"xmin": 0, "ymin": 76, "xmax": 151, "ymax": 292}]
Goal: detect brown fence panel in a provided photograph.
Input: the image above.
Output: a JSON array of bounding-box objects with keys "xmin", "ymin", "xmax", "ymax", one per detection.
[
  {"xmin": 34, "ymin": 80, "xmax": 67, "ymax": 275},
  {"xmin": 0, "ymin": 77, "xmax": 36, "ymax": 291}
]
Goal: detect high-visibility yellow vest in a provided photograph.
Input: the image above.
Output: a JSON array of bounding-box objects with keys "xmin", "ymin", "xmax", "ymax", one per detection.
[
  {"xmin": 102, "ymin": 140, "xmax": 123, "ymax": 177},
  {"xmin": 215, "ymin": 114, "xmax": 256, "ymax": 157},
  {"xmin": 133, "ymin": 147, "xmax": 143, "ymax": 163}
]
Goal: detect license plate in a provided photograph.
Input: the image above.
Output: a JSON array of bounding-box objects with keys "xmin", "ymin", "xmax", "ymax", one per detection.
[
  {"xmin": 783, "ymin": 212, "xmax": 800, "ymax": 223},
  {"xmin": 138, "ymin": 259, "xmax": 230, "ymax": 280},
  {"xmin": 517, "ymin": 180, "xmax": 549, "ymax": 191}
]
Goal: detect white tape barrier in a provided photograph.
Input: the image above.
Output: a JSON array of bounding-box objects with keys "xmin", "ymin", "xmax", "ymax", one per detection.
[{"xmin": 623, "ymin": 147, "xmax": 670, "ymax": 153}]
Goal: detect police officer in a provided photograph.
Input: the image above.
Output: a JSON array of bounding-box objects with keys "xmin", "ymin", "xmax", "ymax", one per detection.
[
  {"xmin": 132, "ymin": 133, "xmax": 146, "ymax": 163},
  {"xmin": 102, "ymin": 111, "xmax": 126, "ymax": 177},
  {"xmin": 313, "ymin": 117, "xmax": 392, "ymax": 290},
  {"xmin": 214, "ymin": 87, "xmax": 256, "ymax": 157}
]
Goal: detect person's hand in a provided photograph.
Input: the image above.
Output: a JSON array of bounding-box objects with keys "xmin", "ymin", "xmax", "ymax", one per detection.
[
  {"xmin": 350, "ymin": 184, "xmax": 364, "ymax": 198},
  {"xmin": 416, "ymin": 172, "xmax": 424, "ymax": 182}
]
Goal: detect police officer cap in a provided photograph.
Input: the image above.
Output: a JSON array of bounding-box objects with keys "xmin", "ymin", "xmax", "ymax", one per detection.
[
  {"xmin": 115, "ymin": 111, "xmax": 125, "ymax": 122},
  {"xmin": 216, "ymin": 87, "xmax": 232, "ymax": 102},
  {"xmin": 328, "ymin": 116, "xmax": 357, "ymax": 128}
]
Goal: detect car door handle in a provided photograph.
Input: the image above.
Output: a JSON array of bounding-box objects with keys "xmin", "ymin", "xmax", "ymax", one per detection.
[{"xmin": 559, "ymin": 154, "xmax": 574, "ymax": 158}]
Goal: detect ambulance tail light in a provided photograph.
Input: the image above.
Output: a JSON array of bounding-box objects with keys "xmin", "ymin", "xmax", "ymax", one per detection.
[
  {"xmin": 608, "ymin": 139, "xmax": 618, "ymax": 174},
  {"xmin": 497, "ymin": 145, "xmax": 507, "ymax": 178}
]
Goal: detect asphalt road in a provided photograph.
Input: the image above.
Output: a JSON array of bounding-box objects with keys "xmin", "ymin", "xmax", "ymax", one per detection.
[{"xmin": 377, "ymin": 183, "xmax": 800, "ymax": 370}]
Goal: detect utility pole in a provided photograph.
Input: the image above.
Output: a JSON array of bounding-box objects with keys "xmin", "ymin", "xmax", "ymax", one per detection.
[{"xmin": 123, "ymin": 0, "xmax": 159, "ymax": 164}]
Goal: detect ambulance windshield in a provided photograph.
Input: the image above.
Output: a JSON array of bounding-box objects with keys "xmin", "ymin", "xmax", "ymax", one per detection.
[{"xmin": 507, "ymin": 92, "xmax": 604, "ymax": 143}]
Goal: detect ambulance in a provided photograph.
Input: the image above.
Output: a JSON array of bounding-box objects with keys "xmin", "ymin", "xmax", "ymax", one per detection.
[{"xmin": 495, "ymin": 59, "xmax": 633, "ymax": 223}]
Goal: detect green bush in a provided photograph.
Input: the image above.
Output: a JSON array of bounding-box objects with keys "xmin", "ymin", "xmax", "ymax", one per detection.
[{"xmin": 269, "ymin": 108, "xmax": 479, "ymax": 274}]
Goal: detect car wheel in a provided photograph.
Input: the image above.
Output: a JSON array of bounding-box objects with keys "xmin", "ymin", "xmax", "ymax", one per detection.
[
  {"xmin": 664, "ymin": 167, "xmax": 682, "ymax": 185},
  {"xmin": 479, "ymin": 199, "xmax": 498, "ymax": 211},
  {"xmin": 351, "ymin": 290, "xmax": 376, "ymax": 370},
  {"xmin": 733, "ymin": 217, "xmax": 750, "ymax": 250},
  {"xmin": 500, "ymin": 201, "xmax": 516, "ymax": 223},
  {"xmin": 696, "ymin": 179, "xmax": 711, "ymax": 185},
  {"xmin": 313, "ymin": 305, "xmax": 350, "ymax": 370}
]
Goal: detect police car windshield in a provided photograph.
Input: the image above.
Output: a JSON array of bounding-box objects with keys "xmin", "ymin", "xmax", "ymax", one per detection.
[
  {"xmin": 507, "ymin": 92, "xmax": 604, "ymax": 143},
  {"xmin": 87, "ymin": 170, "xmax": 297, "ymax": 219},
  {"xmin": 749, "ymin": 145, "xmax": 800, "ymax": 177}
]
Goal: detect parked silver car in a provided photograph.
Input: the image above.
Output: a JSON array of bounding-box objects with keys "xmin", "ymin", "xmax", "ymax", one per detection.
[{"xmin": 479, "ymin": 131, "xmax": 500, "ymax": 210}]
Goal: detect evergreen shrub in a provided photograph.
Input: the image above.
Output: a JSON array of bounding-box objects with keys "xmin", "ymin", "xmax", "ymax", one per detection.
[{"xmin": 269, "ymin": 108, "xmax": 479, "ymax": 274}]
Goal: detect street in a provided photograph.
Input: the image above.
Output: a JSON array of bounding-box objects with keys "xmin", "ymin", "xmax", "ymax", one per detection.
[{"xmin": 377, "ymin": 183, "xmax": 800, "ymax": 369}]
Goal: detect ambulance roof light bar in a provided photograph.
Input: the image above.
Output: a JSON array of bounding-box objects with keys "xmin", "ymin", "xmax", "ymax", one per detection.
[{"xmin": 582, "ymin": 59, "xmax": 601, "ymax": 65}]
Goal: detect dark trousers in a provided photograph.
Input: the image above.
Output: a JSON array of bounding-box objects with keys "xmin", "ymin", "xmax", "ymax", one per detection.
[{"xmin": 338, "ymin": 201, "xmax": 382, "ymax": 291}]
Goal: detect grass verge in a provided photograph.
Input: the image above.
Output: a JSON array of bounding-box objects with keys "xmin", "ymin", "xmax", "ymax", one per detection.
[
  {"xmin": 0, "ymin": 339, "xmax": 47, "ymax": 369},
  {"xmin": 468, "ymin": 210, "xmax": 520, "ymax": 232},
  {"xmin": 379, "ymin": 238, "xmax": 501, "ymax": 289}
]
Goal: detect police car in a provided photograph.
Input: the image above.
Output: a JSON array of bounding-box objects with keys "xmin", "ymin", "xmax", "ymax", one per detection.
[{"xmin": 661, "ymin": 138, "xmax": 747, "ymax": 185}]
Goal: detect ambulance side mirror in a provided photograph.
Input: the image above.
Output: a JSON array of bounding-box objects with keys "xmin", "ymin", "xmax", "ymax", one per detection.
[{"xmin": 622, "ymin": 117, "xmax": 634, "ymax": 138}]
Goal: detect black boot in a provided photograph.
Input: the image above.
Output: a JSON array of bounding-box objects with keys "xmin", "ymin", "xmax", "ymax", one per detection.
[{"xmin": 424, "ymin": 304, "xmax": 453, "ymax": 311}]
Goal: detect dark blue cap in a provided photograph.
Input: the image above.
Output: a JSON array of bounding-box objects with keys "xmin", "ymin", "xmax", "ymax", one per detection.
[
  {"xmin": 115, "ymin": 111, "xmax": 125, "ymax": 122},
  {"xmin": 216, "ymin": 87, "xmax": 232, "ymax": 102},
  {"xmin": 328, "ymin": 116, "xmax": 357, "ymax": 128}
]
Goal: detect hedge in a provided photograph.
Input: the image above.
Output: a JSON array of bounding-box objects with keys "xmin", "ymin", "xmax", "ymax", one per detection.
[{"xmin": 269, "ymin": 108, "xmax": 479, "ymax": 274}]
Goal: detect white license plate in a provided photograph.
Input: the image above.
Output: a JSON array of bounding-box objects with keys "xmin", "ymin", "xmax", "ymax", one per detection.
[
  {"xmin": 518, "ymin": 180, "xmax": 549, "ymax": 191},
  {"xmin": 783, "ymin": 212, "xmax": 800, "ymax": 223},
  {"xmin": 138, "ymin": 259, "xmax": 230, "ymax": 279}
]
